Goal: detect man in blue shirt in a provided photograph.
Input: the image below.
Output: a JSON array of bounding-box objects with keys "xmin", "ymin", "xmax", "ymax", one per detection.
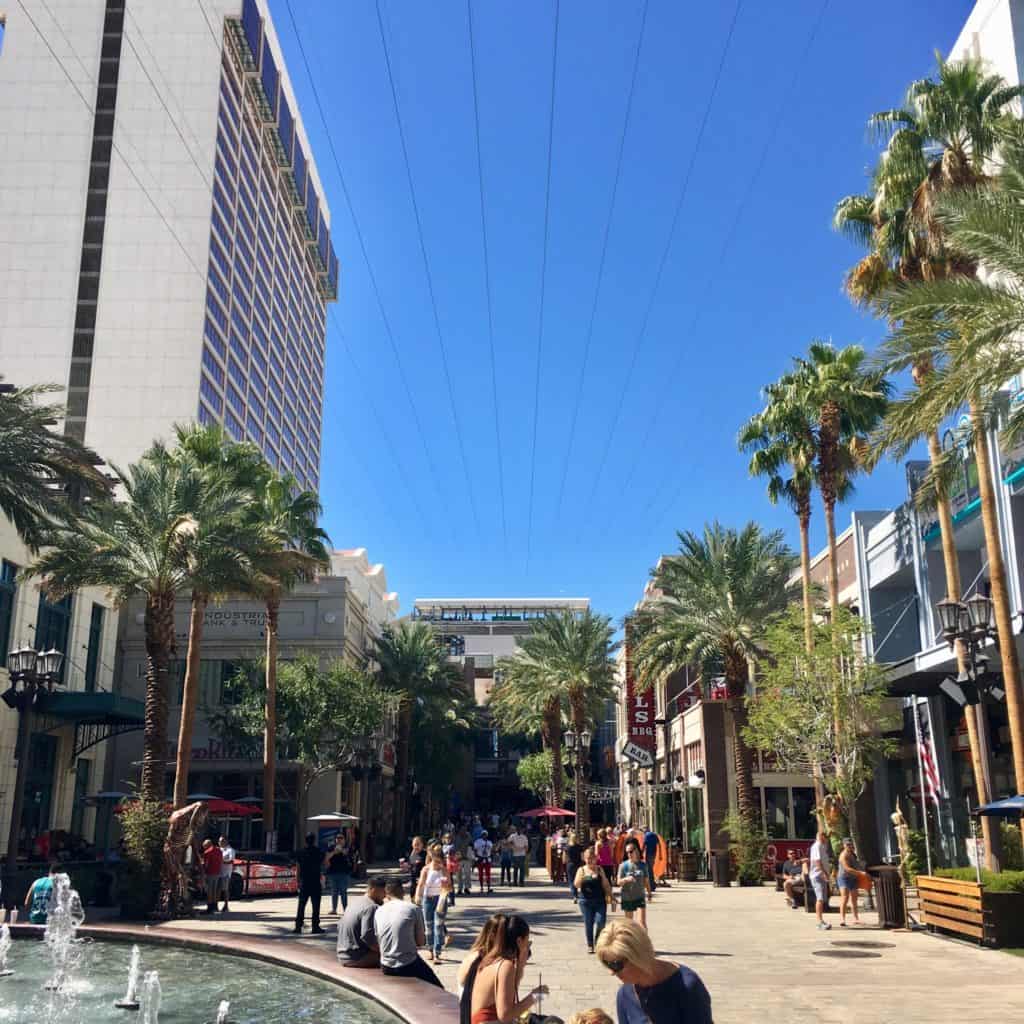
[{"xmin": 642, "ymin": 827, "xmax": 659, "ymax": 898}]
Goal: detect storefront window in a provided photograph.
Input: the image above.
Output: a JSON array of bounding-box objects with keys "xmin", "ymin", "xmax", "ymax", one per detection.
[
  {"xmin": 764, "ymin": 786, "xmax": 791, "ymax": 838},
  {"xmin": 792, "ymin": 787, "xmax": 817, "ymax": 839}
]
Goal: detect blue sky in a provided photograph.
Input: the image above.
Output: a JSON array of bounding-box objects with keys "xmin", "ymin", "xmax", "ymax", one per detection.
[{"xmin": 270, "ymin": 0, "xmax": 971, "ymax": 621}]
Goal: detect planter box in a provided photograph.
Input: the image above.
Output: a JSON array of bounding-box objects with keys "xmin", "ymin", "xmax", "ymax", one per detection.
[{"xmin": 919, "ymin": 875, "xmax": 1024, "ymax": 948}]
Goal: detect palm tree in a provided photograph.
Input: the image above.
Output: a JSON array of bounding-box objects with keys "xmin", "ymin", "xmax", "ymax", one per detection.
[
  {"xmin": 835, "ymin": 150, "xmax": 1000, "ymax": 865},
  {"xmin": 781, "ymin": 343, "xmax": 891, "ymax": 617},
  {"xmin": 739, "ymin": 383, "xmax": 818, "ymax": 653},
  {"xmin": 496, "ymin": 611, "xmax": 617, "ymax": 833},
  {"xmin": 248, "ymin": 472, "xmax": 330, "ymax": 845},
  {"xmin": 0, "ymin": 380, "xmax": 109, "ymax": 549},
  {"xmin": 868, "ymin": 54, "xmax": 1024, "ymax": 805},
  {"xmin": 166, "ymin": 424, "xmax": 266, "ymax": 809},
  {"xmin": 374, "ymin": 620, "xmax": 466, "ymax": 840},
  {"xmin": 28, "ymin": 449, "xmax": 196, "ymax": 802},
  {"xmin": 634, "ymin": 522, "xmax": 798, "ymax": 825}
]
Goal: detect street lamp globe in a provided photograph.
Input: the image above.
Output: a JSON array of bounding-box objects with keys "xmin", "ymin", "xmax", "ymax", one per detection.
[
  {"xmin": 966, "ymin": 593, "xmax": 994, "ymax": 633},
  {"xmin": 563, "ymin": 729, "xmax": 577, "ymax": 751},
  {"xmin": 580, "ymin": 728, "xmax": 592, "ymax": 750},
  {"xmin": 936, "ymin": 598, "xmax": 963, "ymax": 641},
  {"xmin": 7, "ymin": 645, "xmax": 37, "ymax": 677},
  {"xmin": 38, "ymin": 648, "xmax": 64, "ymax": 682}
]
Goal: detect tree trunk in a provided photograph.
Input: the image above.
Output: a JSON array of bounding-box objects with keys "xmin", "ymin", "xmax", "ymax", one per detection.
[
  {"xmin": 570, "ymin": 694, "xmax": 590, "ymax": 837},
  {"xmin": 141, "ymin": 591, "xmax": 175, "ymax": 803},
  {"xmin": 818, "ymin": 402, "xmax": 842, "ymax": 619},
  {"xmin": 263, "ymin": 595, "xmax": 280, "ymax": 846},
  {"xmin": 543, "ymin": 698, "xmax": 563, "ymax": 807},
  {"xmin": 391, "ymin": 699, "xmax": 413, "ymax": 843},
  {"xmin": 970, "ymin": 401, "xmax": 1024, "ymax": 795},
  {"xmin": 173, "ymin": 592, "xmax": 207, "ymax": 809},
  {"xmin": 3, "ymin": 696, "xmax": 34, "ymax": 879},
  {"xmin": 798, "ymin": 505, "xmax": 814, "ymax": 654},
  {"xmin": 928, "ymin": 427, "xmax": 999, "ymax": 869},
  {"xmin": 724, "ymin": 652, "xmax": 755, "ymax": 823}
]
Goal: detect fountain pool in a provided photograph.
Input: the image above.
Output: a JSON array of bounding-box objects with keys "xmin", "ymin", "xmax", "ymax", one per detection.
[{"xmin": 0, "ymin": 940, "xmax": 404, "ymax": 1024}]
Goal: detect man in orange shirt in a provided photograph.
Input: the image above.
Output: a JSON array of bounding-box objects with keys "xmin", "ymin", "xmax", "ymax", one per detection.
[{"xmin": 201, "ymin": 838, "xmax": 222, "ymax": 915}]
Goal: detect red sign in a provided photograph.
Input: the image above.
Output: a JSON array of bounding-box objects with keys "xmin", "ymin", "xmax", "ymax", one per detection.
[
  {"xmin": 763, "ymin": 838, "xmax": 813, "ymax": 873},
  {"xmin": 625, "ymin": 622, "xmax": 656, "ymax": 755}
]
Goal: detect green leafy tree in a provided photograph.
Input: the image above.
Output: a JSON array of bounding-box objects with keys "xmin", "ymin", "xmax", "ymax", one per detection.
[
  {"xmin": 0, "ymin": 380, "xmax": 108, "ymax": 549},
  {"xmin": 516, "ymin": 750, "xmax": 569, "ymax": 801},
  {"xmin": 744, "ymin": 606, "xmax": 897, "ymax": 847},
  {"xmin": 374, "ymin": 621, "xmax": 468, "ymax": 839},
  {"xmin": 209, "ymin": 654, "xmax": 389, "ymax": 820},
  {"xmin": 633, "ymin": 522, "xmax": 798, "ymax": 827}
]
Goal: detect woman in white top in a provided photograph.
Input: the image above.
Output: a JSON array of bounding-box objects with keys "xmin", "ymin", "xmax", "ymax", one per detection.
[{"xmin": 415, "ymin": 852, "xmax": 451, "ymax": 963}]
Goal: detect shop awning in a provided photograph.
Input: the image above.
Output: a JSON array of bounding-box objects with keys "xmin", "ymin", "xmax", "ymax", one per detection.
[{"xmin": 36, "ymin": 691, "xmax": 145, "ymax": 762}]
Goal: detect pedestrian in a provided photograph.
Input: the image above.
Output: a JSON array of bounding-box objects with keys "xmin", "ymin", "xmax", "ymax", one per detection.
[
  {"xmin": 564, "ymin": 830, "xmax": 584, "ymax": 902},
  {"xmin": 324, "ymin": 833, "xmax": 354, "ymax": 915},
  {"xmin": 509, "ymin": 826, "xmax": 529, "ymax": 887},
  {"xmin": 617, "ymin": 843, "xmax": 649, "ymax": 931},
  {"xmin": 837, "ymin": 837, "xmax": 863, "ymax": 927},
  {"xmin": 456, "ymin": 914, "xmax": 548, "ymax": 1024},
  {"xmin": 596, "ymin": 919, "xmax": 712, "ymax": 1024},
  {"xmin": 24, "ymin": 862, "xmax": 59, "ymax": 924},
  {"xmin": 217, "ymin": 835, "xmax": 235, "ymax": 913},
  {"xmin": 293, "ymin": 832, "xmax": 325, "ymax": 934},
  {"xmin": 201, "ymin": 838, "xmax": 222, "ymax": 915},
  {"xmin": 498, "ymin": 833, "xmax": 514, "ymax": 886},
  {"xmin": 642, "ymin": 826, "xmax": 659, "ymax": 899},
  {"xmin": 373, "ymin": 879, "xmax": 443, "ymax": 987},
  {"xmin": 596, "ymin": 829, "xmax": 615, "ymax": 885},
  {"xmin": 407, "ymin": 835, "xmax": 427, "ymax": 893},
  {"xmin": 809, "ymin": 828, "xmax": 832, "ymax": 931},
  {"xmin": 574, "ymin": 846, "xmax": 616, "ymax": 953},
  {"xmin": 435, "ymin": 874, "xmax": 452, "ymax": 953},
  {"xmin": 780, "ymin": 849, "xmax": 806, "ymax": 909},
  {"xmin": 446, "ymin": 841, "xmax": 461, "ymax": 907},
  {"xmin": 474, "ymin": 830, "xmax": 494, "ymax": 894},
  {"xmin": 414, "ymin": 849, "xmax": 450, "ymax": 964},
  {"xmin": 570, "ymin": 1011, "xmax": 614, "ymax": 1024},
  {"xmin": 337, "ymin": 875, "xmax": 387, "ymax": 968}
]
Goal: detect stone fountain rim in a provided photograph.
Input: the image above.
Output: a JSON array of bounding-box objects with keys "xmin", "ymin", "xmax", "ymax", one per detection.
[{"xmin": 6, "ymin": 923, "xmax": 459, "ymax": 1024}]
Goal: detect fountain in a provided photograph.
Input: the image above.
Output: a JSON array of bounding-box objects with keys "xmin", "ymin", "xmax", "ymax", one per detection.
[
  {"xmin": 140, "ymin": 970, "xmax": 161, "ymax": 1024},
  {"xmin": 43, "ymin": 873, "xmax": 87, "ymax": 994},
  {"xmin": 114, "ymin": 944, "xmax": 142, "ymax": 1009},
  {"xmin": 0, "ymin": 921, "xmax": 13, "ymax": 977},
  {"xmin": 216, "ymin": 999, "xmax": 231, "ymax": 1024}
]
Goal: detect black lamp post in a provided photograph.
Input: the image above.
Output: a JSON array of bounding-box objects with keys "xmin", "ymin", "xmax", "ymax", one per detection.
[
  {"xmin": 935, "ymin": 596, "xmax": 1005, "ymax": 706},
  {"xmin": 563, "ymin": 727, "xmax": 592, "ymax": 838},
  {"xmin": 3, "ymin": 645, "xmax": 65, "ymax": 891}
]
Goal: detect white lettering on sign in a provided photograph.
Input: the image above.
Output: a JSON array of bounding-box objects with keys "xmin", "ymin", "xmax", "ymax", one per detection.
[{"xmin": 623, "ymin": 741, "xmax": 654, "ymax": 767}]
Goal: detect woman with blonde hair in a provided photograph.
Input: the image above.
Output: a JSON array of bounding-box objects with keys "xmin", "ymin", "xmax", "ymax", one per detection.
[
  {"xmin": 574, "ymin": 845, "xmax": 616, "ymax": 953},
  {"xmin": 595, "ymin": 919, "xmax": 711, "ymax": 1024},
  {"xmin": 456, "ymin": 914, "xmax": 548, "ymax": 1024}
]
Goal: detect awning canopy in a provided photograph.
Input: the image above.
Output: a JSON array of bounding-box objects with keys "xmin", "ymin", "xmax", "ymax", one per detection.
[
  {"xmin": 36, "ymin": 691, "xmax": 145, "ymax": 762},
  {"xmin": 975, "ymin": 796, "xmax": 1024, "ymax": 817}
]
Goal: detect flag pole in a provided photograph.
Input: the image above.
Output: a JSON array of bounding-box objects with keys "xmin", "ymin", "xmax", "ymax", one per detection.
[{"xmin": 912, "ymin": 695, "xmax": 933, "ymax": 877}]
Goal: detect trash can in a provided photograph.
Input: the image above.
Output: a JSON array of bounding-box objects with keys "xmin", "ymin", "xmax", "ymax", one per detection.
[
  {"xmin": 869, "ymin": 865, "xmax": 905, "ymax": 929},
  {"xmin": 679, "ymin": 850, "xmax": 698, "ymax": 882},
  {"xmin": 710, "ymin": 851, "xmax": 731, "ymax": 887}
]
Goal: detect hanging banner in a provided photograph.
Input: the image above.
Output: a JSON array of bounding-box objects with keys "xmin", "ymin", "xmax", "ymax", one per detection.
[{"xmin": 624, "ymin": 619, "xmax": 656, "ymax": 766}]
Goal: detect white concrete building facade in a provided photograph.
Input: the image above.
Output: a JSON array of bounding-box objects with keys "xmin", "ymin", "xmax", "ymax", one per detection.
[{"xmin": 0, "ymin": 0, "xmax": 337, "ymax": 492}]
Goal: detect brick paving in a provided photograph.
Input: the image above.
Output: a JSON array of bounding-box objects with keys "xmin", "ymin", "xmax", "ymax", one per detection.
[{"xmin": 154, "ymin": 870, "xmax": 1024, "ymax": 1024}]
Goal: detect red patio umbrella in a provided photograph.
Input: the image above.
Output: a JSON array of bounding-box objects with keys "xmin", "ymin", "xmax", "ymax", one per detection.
[
  {"xmin": 516, "ymin": 806, "xmax": 576, "ymax": 818},
  {"xmin": 204, "ymin": 799, "xmax": 260, "ymax": 816}
]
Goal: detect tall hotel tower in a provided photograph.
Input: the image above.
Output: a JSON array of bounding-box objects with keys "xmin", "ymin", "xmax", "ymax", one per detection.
[{"xmin": 0, "ymin": 0, "xmax": 338, "ymax": 493}]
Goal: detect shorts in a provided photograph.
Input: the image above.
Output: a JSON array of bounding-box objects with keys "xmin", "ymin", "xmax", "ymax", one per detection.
[
  {"xmin": 838, "ymin": 873, "xmax": 859, "ymax": 892},
  {"xmin": 621, "ymin": 897, "xmax": 646, "ymax": 912},
  {"xmin": 811, "ymin": 876, "xmax": 828, "ymax": 902}
]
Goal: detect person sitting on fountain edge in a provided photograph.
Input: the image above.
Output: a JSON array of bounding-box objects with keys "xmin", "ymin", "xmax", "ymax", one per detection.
[{"xmin": 24, "ymin": 862, "xmax": 60, "ymax": 924}]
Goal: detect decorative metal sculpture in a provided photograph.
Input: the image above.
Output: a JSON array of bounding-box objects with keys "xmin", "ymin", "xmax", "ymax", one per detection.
[{"xmin": 162, "ymin": 802, "xmax": 210, "ymax": 917}]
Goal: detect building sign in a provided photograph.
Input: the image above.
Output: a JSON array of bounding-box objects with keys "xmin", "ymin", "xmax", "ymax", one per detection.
[{"xmin": 624, "ymin": 620, "xmax": 656, "ymax": 764}]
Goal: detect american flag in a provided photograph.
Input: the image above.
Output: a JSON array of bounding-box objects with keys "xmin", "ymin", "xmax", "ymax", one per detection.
[{"xmin": 916, "ymin": 701, "xmax": 942, "ymax": 808}]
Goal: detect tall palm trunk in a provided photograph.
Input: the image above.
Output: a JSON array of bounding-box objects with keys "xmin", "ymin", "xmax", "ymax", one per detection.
[
  {"xmin": 797, "ymin": 494, "xmax": 814, "ymax": 654},
  {"xmin": 263, "ymin": 594, "xmax": 280, "ymax": 847},
  {"xmin": 569, "ymin": 691, "xmax": 590, "ymax": 836},
  {"xmin": 541, "ymin": 697, "xmax": 563, "ymax": 806},
  {"xmin": 173, "ymin": 592, "xmax": 207, "ymax": 809},
  {"xmin": 725, "ymin": 651, "xmax": 755, "ymax": 823},
  {"xmin": 141, "ymin": 591, "xmax": 175, "ymax": 803},
  {"xmin": 927, "ymin": 425, "xmax": 998, "ymax": 869},
  {"xmin": 970, "ymin": 401, "xmax": 1024, "ymax": 794},
  {"xmin": 392, "ymin": 699, "xmax": 413, "ymax": 842}
]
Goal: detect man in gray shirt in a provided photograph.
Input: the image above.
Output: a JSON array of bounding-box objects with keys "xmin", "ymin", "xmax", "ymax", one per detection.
[
  {"xmin": 373, "ymin": 880, "xmax": 442, "ymax": 988},
  {"xmin": 337, "ymin": 876, "xmax": 387, "ymax": 967}
]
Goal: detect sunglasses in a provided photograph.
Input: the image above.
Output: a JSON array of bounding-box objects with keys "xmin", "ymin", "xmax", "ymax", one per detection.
[{"xmin": 601, "ymin": 958, "xmax": 626, "ymax": 974}]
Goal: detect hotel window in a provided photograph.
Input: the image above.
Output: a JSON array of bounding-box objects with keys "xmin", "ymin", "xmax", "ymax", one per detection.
[
  {"xmin": 211, "ymin": 208, "xmax": 231, "ymax": 250},
  {"xmin": 225, "ymin": 410, "xmax": 243, "ymax": 441},
  {"xmin": 212, "ymin": 181, "xmax": 234, "ymax": 227},
  {"xmin": 202, "ymin": 347, "xmax": 225, "ymax": 387},
  {"xmin": 36, "ymin": 593, "xmax": 72, "ymax": 684},
  {"xmin": 200, "ymin": 373, "xmax": 223, "ymax": 414},
  {"xmin": 269, "ymin": 349, "xmax": 284, "ymax": 382},
  {"xmin": 210, "ymin": 235, "xmax": 231, "ymax": 280},
  {"xmin": 229, "ymin": 330, "xmax": 248, "ymax": 368},
  {"xmin": 232, "ymin": 282, "xmax": 251, "ymax": 321},
  {"xmin": 249, "ymin": 395, "xmax": 266, "ymax": 424},
  {"xmin": 208, "ymin": 266, "xmax": 230, "ymax": 310},
  {"xmin": 83, "ymin": 603, "xmax": 104, "ymax": 693},
  {"xmin": 266, "ymin": 420, "xmax": 280, "ymax": 447},
  {"xmin": 215, "ymin": 152, "xmax": 236, "ymax": 191},
  {"xmin": 219, "ymin": 81, "xmax": 239, "ymax": 124},
  {"xmin": 204, "ymin": 316, "xmax": 227, "ymax": 360},
  {"xmin": 237, "ymin": 208, "xmax": 256, "ymax": 253},
  {"xmin": 0, "ymin": 560, "xmax": 18, "ymax": 663},
  {"xmin": 227, "ymin": 358, "xmax": 246, "ymax": 389},
  {"xmin": 234, "ymin": 261, "xmax": 252, "ymax": 297},
  {"xmin": 217, "ymin": 106, "xmax": 237, "ymax": 146},
  {"xmin": 247, "ymin": 413, "xmax": 263, "ymax": 445},
  {"xmin": 198, "ymin": 403, "xmax": 216, "ymax": 427},
  {"xmin": 250, "ymin": 345, "xmax": 267, "ymax": 377}
]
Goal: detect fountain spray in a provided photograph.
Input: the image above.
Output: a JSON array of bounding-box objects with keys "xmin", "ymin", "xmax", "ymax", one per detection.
[
  {"xmin": 140, "ymin": 970, "xmax": 162, "ymax": 1024},
  {"xmin": 43, "ymin": 873, "xmax": 86, "ymax": 993},
  {"xmin": 0, "ymin": 922, "xmax": 13, "ymax": 977},
  {"xmin": 114, "ymin": 943, "xmax": 142, "ymax": 1009},
  {"xmin": 216, "ymin": 999, "xmax": 232, "ymax": 1024}
]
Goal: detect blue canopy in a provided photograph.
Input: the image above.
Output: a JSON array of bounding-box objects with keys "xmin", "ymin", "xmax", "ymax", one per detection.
[{"xmin": 975, "ymin": 796, "xmax": 1024, "ymax": 817}]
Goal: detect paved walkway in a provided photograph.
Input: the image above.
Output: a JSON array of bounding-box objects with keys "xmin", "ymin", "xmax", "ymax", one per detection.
[{"xmin": 159, "ymin": 873, "xmax": 1023, "ymax": 1024}]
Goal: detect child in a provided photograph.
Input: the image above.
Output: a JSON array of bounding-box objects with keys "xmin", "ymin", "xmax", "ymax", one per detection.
[
  {"xmin": 569, "ymin": 1010, "xmax": 613, "ymax": 1024},
  {"xmin": 436, "ymin": 875, "xmax": 452, "ymax": 953},
  {"xmin": 446, "ymin": 844, "xmax": 461, "ymax": 907}
]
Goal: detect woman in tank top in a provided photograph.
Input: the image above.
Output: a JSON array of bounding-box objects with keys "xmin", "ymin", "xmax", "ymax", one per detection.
[{"xmin": 574, "ymin": 846, "xmax": 616, "ymax": 953}]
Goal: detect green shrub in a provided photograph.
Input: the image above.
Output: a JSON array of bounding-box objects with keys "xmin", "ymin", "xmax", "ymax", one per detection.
[
  {"xmin": 935, "ymin": 867, "xmax": 1024, "ymax": 894},
  {"xmin": 1001, "ymin": 823, "xmax": 1023, "ymax": 872},
  {"xmin": 722, "ymin": 811, "xmax": 766, "ymax": 886},
  {"xmin": 117, "ymin": 799, "xmax": 168, "ymax": 916}
]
